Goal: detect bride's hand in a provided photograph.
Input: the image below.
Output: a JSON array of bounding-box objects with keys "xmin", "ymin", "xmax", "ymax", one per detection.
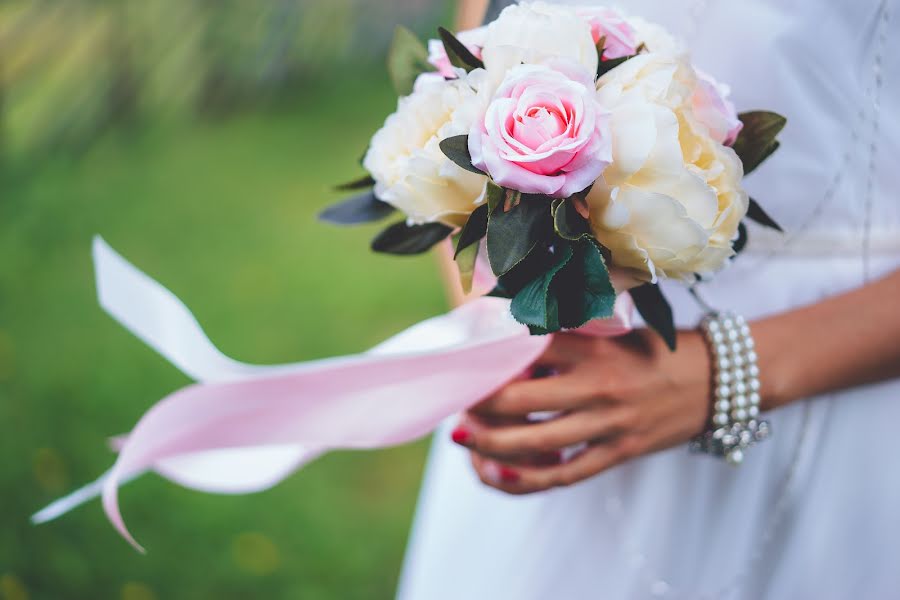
[{"xmin": 451, "ymin": 330, "xmax": 713, "ymax": 494}]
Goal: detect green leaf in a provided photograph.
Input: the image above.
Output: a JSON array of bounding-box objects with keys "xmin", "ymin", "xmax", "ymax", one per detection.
[
  {"xmin": 387, "ymin": 26, "xmax": 432, "ymax": 96},
  {"xmin": 487, "ymin": 194, "xmax": 552, "ymax": 276},
  {"xmin": 746, "ymin": 198, "xmax": 783, "ymax": 232},
  {"xmin": 454, "ymin": 233, "xmax": 480, "ymax": 293},
  {"xmin": 630, "ymin": 283, "xmax": 677, "ymax": 351},
  {"xmin": 732, "ymin": 111, "xmax": 787, "ymax": 175},
  {"xmin": 510, "ymin": 243, "xmax": 574, "ymax": 330},
  {"xmin": 454, "ymin": 203, "xmax": 489, "ymax": 258},
  {"xmin": 553, "ymin": 240, "xmax": 617, "ymax": 329},
  {"xmin": 371, "ymin": 221, "xmax": 452, "ymax": 255},
  {"xmin": 485, "ymin": 181, "xmax": 521, "ymax": 215},
  {"xmin": 597, "ymin": 54, "xmax": 633, "ymax": 78},
  {"xmin": 334, "ymin": 174, "xmax": 376, "ymax": 191},
  {"xmin": 733, "ymin": 222, "xmax": 748, "ymax": 254},
  {"xmin": 437, "ymin": 27, "xmax": 484, "ymax": 72},
  {"xmin": 552, "ymin": 198, "xmax": 591, "ymax": 241},
  {"xmin": 439, "ymin": 135, "xmax": 483, "ymax": 174},
  {"xmin": 319, "ymin": 191, "xmax": 395, "ymax": 225}
]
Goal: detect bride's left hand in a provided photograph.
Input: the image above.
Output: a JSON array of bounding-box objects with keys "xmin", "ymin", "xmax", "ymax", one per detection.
[{"xmin": 452, "ymin": 329, "xmax": 713, "ymax": 494}]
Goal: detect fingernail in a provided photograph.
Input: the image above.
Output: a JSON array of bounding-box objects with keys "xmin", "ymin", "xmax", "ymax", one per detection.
[
  {"xmin": 499, "ymin": 466, "xmax": 520, "ymax": 483},
  {"xmin": 451, "ymin": 426, "xmax": 471, "ymax": 445}
]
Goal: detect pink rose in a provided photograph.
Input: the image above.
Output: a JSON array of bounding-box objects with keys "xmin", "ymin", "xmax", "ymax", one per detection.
[
  {"xmin": 469, "ymin": 60, "xmax": 612, "ymax": 198},
  {"xmin": 427, "ymin": 27, "xmax": 487, "ymax": 78},
  {"xmin": 575, "ymin": 7, "xmax": 638, "ymax": 60},
  {"xmin": 692, "ymin": 70, "xmax": 743, "ymax": 146}
]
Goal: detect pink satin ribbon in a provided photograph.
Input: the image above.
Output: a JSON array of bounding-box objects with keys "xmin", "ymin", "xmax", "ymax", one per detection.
[{"xmin": 33, "ymin": 237, "xmax": 634, "ymax": 551}]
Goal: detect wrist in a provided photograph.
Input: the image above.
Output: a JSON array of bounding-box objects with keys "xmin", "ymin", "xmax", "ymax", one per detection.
[{"xmin": 751, "ymin": 316, "xmax": 797, "ymax": 411}]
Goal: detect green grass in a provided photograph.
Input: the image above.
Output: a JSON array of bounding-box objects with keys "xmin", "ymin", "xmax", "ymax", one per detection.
[{"xmin": 0, "ymin": 74, "xmax": 449, "ymax": 600}]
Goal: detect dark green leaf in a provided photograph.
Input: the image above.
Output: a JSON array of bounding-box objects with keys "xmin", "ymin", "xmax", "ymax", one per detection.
[
  {"xmin": 487, "ymin": 195, "xmax": 552, "ymax": 276},
  {"xmin": 733, "ymin": 222, "xmax": 748, "ymax": 254},
  {"xmin": 454, "ymin": 203, "xmax": 489, "ymax": 258},
  {"xmin": 553, "ymin": 240, "xmax": 617, "ymax": 329},
  {"xmin": 438, "ymin": 27, "xmax": 484, "ymax": 72},
  {"xmin": 454, "ymin": 234, "xmax": 480, "ymax": 293},
  {"xmin": 630, "ymin": 283, "xmax": 677, "ymax": 351},
  {"xmin": 485, "ymin": 180, "xmax": 506, "ymax": 213},
  {"xmin": 552, "ymin": 198, "xmax": 591, "ymax": 240},
  {"xmin": 319, "ymin": 191, "xmax": 395, "ymax": 225},
  {"xmin": 335, "ymin": 174, "xmax": 376, "ymax": 191},
  {"xmin": 371, "ymin": 221, "xmax": 452, "ymax": 255},
  {"xmin": 387, "ymin": 26, "xmax": 432, "ymax": 96},
  {"xmin": 439, "ymin": 135, "xmax": 483, "ymax": 174},
  {"xmin": 597, "ymin": 54, "xmax": 633, "ymax": 78},
  {"xmin": 510, "ymin": 243, "xmax": 574, "ymax": 330},
  {"xmin": 747, "ymin": 198, "xmax": 783, "ymax": 232},
  {"xmin": 732, "ymin": 111, "xmax": 787, "ymax": 175}
]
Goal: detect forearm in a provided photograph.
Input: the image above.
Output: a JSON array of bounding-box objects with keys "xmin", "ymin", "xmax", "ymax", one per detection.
[
  {"xmin": 455, "ymin": 0, "xmax": 488, "ymax": 29},
  {"xmin": 754, "ymin": 269, "xmax": 900, "ymax": 410}
]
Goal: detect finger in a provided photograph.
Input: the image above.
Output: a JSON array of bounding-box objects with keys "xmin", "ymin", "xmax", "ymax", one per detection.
[
  {"xmin": 471, "ymin": 375, "xmax": 597, "ymax": 419},
  {"xmin": 453, "ymin": 408, "xmax": 626, "ymax": 457},
  {"xmin": 471, "ymin": 443, "xmax": 624, "ymax": 495},
  {"xmin": 537, "ymin": 333, "xmax": 596, "ymax": 368}
]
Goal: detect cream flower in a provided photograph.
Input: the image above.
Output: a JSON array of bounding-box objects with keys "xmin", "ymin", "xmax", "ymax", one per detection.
[
  {"xmin": 588, "ymin": 53, "xmax": 748, "ymax": 282},
  {"xmin": 480, "ymin": 2, "xmax": 598, "ymax": 82},
  {"xmin": 363, "ymin": 73, "xmax": 488, "ymax": 227}
]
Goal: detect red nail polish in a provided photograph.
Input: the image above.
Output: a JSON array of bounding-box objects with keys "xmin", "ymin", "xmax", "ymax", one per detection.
[
  {"xmin": 451, "ymin": 426, "xmax": 470, "ymax": 445},
  {"xmin": 499, "ymin": 466, "xmax": 520, "ymax": 483}
]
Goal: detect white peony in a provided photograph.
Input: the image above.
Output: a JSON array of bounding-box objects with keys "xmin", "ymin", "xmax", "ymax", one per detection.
[
  {"xmin": 587, "ymin": 53, "xmax": 748, "ymax": 282},
  {"xmin": 363, "ymin": 73, "xmax": 488, "ymax": 227},
  {"xmin": 480, "ymin": 1, "xmax": 598, "ymax": 83}
]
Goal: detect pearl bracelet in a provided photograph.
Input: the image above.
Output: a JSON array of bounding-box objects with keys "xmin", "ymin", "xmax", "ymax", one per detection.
[{"xmin": 690, "ymin": 311, "xmax": 770, "ymax": 465}]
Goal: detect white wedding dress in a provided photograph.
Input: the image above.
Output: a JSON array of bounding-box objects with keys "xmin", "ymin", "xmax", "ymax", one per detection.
[{"xmin": 397, "ymin": 1, "xmax": 900, "ymax": 598}]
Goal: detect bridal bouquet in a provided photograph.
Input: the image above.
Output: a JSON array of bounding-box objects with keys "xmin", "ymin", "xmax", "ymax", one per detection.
[
  {"xmin": 35, "ymin": 2, "xmax": 785, "ymax": 549},
  {"xmin": 322, "ymin": 1, "xmax": 785, "ymax": 347}
]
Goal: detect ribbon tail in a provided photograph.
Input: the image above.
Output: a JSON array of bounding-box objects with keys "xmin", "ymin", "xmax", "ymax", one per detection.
[{"xmin": 31, "ymin": 469, "xmax": 143, "ymax": 525}]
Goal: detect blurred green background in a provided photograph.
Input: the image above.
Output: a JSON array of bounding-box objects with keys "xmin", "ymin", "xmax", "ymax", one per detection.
[{"xmin": 0, "ymin": 1, "xmax": 457, "ymax": 598}]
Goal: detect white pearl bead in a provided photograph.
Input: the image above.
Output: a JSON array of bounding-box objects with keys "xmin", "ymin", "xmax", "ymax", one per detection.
[
  {"xmin": 734, "ymin": 381, "xmax": 748, "ymax": 395},
  {"xmin": 748, "ymin": 365, "xmax": 760, "ymax": 378},
  {"xmin": 707, "ymin": 320, "xmax": 721, "ymax": 332},
  {"xmin": 748, "ymin": 405, "xmax": 759, "ymax": 417},
  {"xmin": 749, "ymin": 379, "xmax": 761, "ymax": 392},
  {"xmin": 735, "ymin": 315, "xmax": 746, "ymax": 326},
  {"xmin": 733, "ymin": 408, "xmax": 748, "ymax": 421},
  {"xmin": 739, "ymin": 324, "xmax": 751, "ymax": 337},
  {"xmin": 745, "ymin": 350, "xmax": 759, "ymax": 363},
  {"xmin": 744, "ymin": 337, "xmax": 756, "ymax": 350},
  {"xmin": 733, "ymin": 394, "xmax": 747, "ymax": 408},
  {"xmin": 713, "ymin": 413, "xmax": 729, "ymax": 426},
  {"xmin": 716, "ymin": 384, "xmax": 731, "ymax": 399},
  {"xmin": 727, "ymin": 329, "xmax": 739, "ymax": 341},
  {"xmin": 730, "ymin": 342, "xmax": 744, "ymax": 355},
  {"xmin": 712, "ymin": 331, "xmax": 725, "ymax": 345},
  {"xmin": 717, "ymin": 357, "xmax": 731, "ymax": 370},
  {"xmin": 716, "ymin": 371, "xmax": 732, "ymax": 385},
  {"xmin": 749, "ymin": 392, "xmax": 761, "ymax": 405},
  {"xmin": 716, "ymin": 343, "xmax": 730, "ymax": 356},
  {"xmin": 721, "ymin": 317, "xmax": 734, "ymax": 330},
  {"xmin": 733, "ymin": 368, "xmax": 745, "ymax": 381},
  {"xmin": 732, "ymin": 355, "xmax": 745, "ymax": 367},
  {"xmin": 726, "ymin": 449, "xmax": 744, "ymax": 465},
  {"xmin": 715, "ymin": 400, "xmax": 731, "ymax": 413}
]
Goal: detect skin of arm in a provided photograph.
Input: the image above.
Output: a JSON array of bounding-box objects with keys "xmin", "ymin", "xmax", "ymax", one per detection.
[{"xmin": 449, "ymin": 269, "xmax": 900, "ymax": 494}]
